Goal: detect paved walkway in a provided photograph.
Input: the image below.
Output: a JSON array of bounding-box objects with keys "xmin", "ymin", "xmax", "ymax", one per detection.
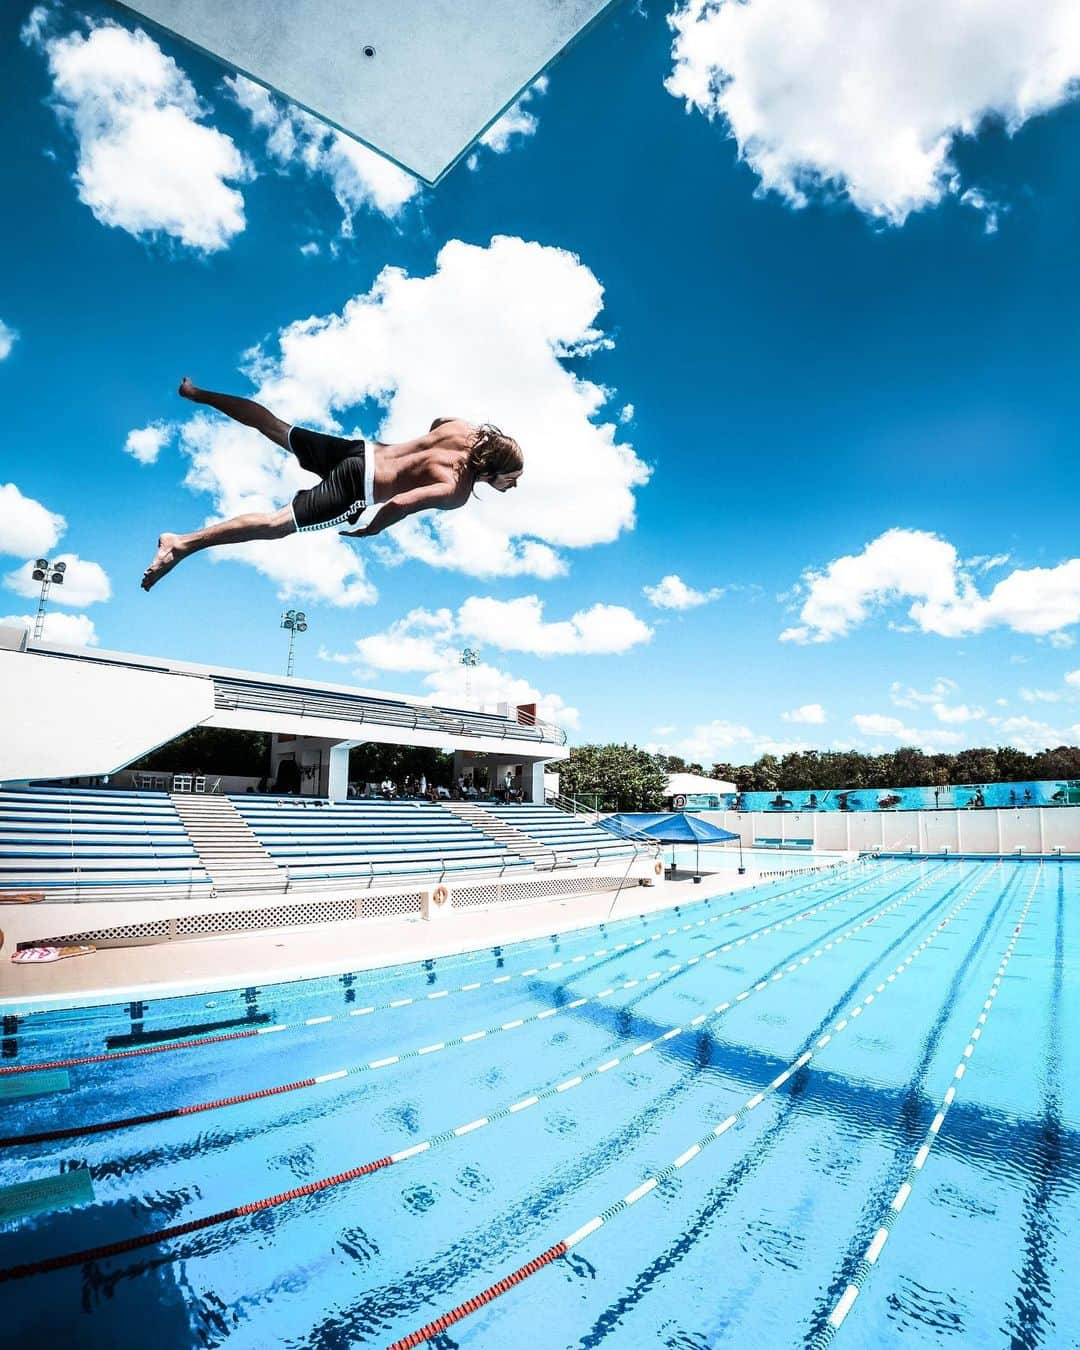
[{"xmin": 1, "ymin": 859, "xmax": 849, "ymax": 1014}]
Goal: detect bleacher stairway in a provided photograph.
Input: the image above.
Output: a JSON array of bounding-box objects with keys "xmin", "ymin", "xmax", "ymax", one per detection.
[
  {"xmin": 441, "ymin": 801, "xmax": 567, "ymax": 866},
  {"xmin": 170, "ymin": 793, "xmax": 285, "ymax": 895}
]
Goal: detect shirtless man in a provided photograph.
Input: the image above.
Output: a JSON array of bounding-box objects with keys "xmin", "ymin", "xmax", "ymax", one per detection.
[{"xmin": 140, "ymin": 378, "xmax": 523, "ymax": 590}]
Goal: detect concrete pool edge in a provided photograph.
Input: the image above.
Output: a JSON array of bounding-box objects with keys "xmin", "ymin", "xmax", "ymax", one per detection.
[{"xmin": 0, "ymin": 856, "xmax": 856, "ymax": 1016}]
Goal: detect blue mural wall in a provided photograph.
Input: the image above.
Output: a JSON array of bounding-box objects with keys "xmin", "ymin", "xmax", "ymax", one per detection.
[{"xmin": 674, "ymin": 779, "xmax": 1080, "ymax": 813}]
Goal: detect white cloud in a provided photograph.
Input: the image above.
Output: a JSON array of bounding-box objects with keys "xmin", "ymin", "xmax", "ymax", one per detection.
[
  {"xmin": 20, "ymin": 5, "xmax": 50, "ymax": 47},
  {"xmin": 992, "ymin": 714, "xmax": 1072, "ymax": 753},
  {"xmin": 0, "ymin": 611, "xmax": 97, "ymax": 646},
  {"xmin": 782, "ymin": 529, "xmax": 1080, "ymax": 644},
  {"xmin": 227, "ymin": 76, "xmax": 419, "ymax": 229},
  {"xmin": 1066, "ymin": 669, "xmax": 1080, "ymax": 688},
  {"xmin": 299, "ymin": 241, "xmax": 320, "ymax": 257},
  {"xmin": 472, "ymin": 76, "xmax": 549, "ymax": 161},
  {"xmin": 652, "ymin": 719, "xmax": 757, "ymax": 764},
  {"xmin": 965, "ymin": 552, "xmax": 1012, "ymax": 572},
  {"xmin": 4, "ymin": 552, "xmax": 111, "ymax": 607},
  {"xmin": 890, "ymin": 677, "xmax": 958, "ymax": 709},
  {"xmin": 1047, "ymin": 631, "xmax": 1076, "ymax": 649},
  {"xmin": 422, "ymin": 658, "xmax": 579, "ymax": 731},
  {"xmin": 124, "ymin": 421, "xmax": 173, "ymax": 465},
  {"xmin": 781, "ymin": 703, "xmax": 826, "ymax": 725},
  {"xmin": 29, "ymin": 21, "xmax": 250, "ymax": 252},
  {"xmin": 457, "ymin": 595, "xmax": 651, "ymax": 656},
  {"xmin": 1020, "ymin": 687, "xmax": 1062, "ymax": 704},
  {"xmin": 851, "ymin": 712, "xmax": 963, "ymax": 750},
  {"xmin": 341, "ymin": 597, "xmax": 650, "ymax": 673},
  {"xmin": 931, "ymin": 702, "xmax": 984, "ymax": 724},
  {"xmin": 652, "ymin": 714, "xmax": 880, "ymax": 763},
  {"xmin": 643, "ymin": 573, "xmax": 722, "ymax": 611},
  {"xmin": 177, "ymin": 236, "xmax": 648, "ymax": 599},
  {"xmin": 619, "ymin": 404, "xmax": 635, "ymax": 424},
  {"xmin": 0, "ymin": 320, "xmax": 17, "ymax": 361},
  {"xmin": 349, "ymin": 608, "xmax": 456, "ymax": 674},
  {"xmin": 0, "ymin": 483, "xmax": 67, "ymax": 558},
  {"xmin": 959, "ymin": 187, "xmax": 1003, "ymax": 235},
  {"xmin": 667, "ymin": 0, "xmax": 1080, "ymax": 225}
]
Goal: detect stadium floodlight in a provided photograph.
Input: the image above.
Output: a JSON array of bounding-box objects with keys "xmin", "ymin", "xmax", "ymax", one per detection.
[
  {"xmin": 30, "ymin": 557, "xmax": 65, "ymax": 640},
  {"xmin": 459, "ymin": 646, "xmax": 479, "ymax": 703},
  {"xmin": 281, "ymin": 608, "xmax": 309, "ymax": 677}
]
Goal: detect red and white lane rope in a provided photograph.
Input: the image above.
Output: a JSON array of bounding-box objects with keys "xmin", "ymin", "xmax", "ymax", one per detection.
[
  {"xmin": 0, "ymin": 864, "xmax": 932, "ymax": 1147},
  {"xmin": 812, "ymin": 863, "xmax": 1041, "ymax": 1345},
  {"xmin": 0, "ymin": 863, "xmax": 973, "ymax": 1283},
  {"xmin": 0, "ymin": 862, "xmax": 890, "ymax": 1077},
  {"xmin": 384, "ymin": 863, "xmax": 1002, "ymax": 1348}
]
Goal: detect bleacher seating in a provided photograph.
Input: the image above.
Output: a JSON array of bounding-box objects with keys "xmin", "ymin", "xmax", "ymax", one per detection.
[
  {"xmin": 0, "ymin": 787, "xmax": 212, "ymax": 898},
  {"xmin": 754, "ymin": 837, "xmax": 815, "ymax": 849},
  {"xmin": 0, "ymin": 790, "xmax": 639, "ymax": 905},
  {"xmin": 231, "ymin": 796, "xmax": 535, "ymax": 887},
  {"xmin": 484, "ymin": 803, "xmax": 638, "ymax": 863}
]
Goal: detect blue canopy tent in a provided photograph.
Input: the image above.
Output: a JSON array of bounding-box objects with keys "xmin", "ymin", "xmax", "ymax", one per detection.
[{"xmin": 601, "ymin": 812, "xmax": 741, "ymax": 881}]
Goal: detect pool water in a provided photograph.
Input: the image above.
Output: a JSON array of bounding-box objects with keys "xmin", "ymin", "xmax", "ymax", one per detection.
[{"xmin": 1, "ymin": 858, "xmax": 1076, "ymax": 1347}]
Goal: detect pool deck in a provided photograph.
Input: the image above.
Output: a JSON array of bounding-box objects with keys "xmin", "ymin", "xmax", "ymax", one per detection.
[{"xmin": 0, "ymin": 858, "xmax": 853, "ymax": 1015}]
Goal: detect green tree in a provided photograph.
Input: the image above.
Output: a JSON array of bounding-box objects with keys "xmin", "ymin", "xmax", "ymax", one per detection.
[
  {"xmin": 129, "ymin": 727, "xmax": 270, "ymax": 776},
  {"xmin": 561, "ymin": 743, "xmax": 668, "ymax": 812}
]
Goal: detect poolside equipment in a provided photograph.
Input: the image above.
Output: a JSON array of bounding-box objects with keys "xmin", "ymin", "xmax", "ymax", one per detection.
[
  {"xmin": 601, "ymin": 812, "xmax": 739, "ymax": 881},
  {"xmin": 10, "ymin": 945, "xmax": 95, "ymax": 965}
]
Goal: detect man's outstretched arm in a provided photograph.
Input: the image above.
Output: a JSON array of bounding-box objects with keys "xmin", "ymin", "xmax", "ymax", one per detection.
[{"xmin": 339, "ymin": 482, "xmax": 465, "ymax": 538}]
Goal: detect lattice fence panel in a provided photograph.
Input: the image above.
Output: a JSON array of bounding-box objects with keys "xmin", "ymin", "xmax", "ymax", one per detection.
[
  {"xmin": 20, "ymin": 918, "xmax": 171, "ymax": 948},
  {"xmin": 361, "ymin": 891, "xmax": 424, "ymax": 919},
  {"xmin": 176, "ymin": 898, "xmax": 356, "ymax": 935}
]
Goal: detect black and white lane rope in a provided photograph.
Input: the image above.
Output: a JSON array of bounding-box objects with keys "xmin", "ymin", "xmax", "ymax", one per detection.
[
  {"xmin": 385, "ymin": 862, "xmax": 1002, "ymax": 1347},
  {"xmin": 811, "ymin": 862, "xmax": 1042, "ymax": 1344}
]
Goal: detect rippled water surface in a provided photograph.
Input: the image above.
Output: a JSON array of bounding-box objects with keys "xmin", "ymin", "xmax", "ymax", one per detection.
[{"xmin": 1, "ymin": 858, "xmax": 1077, "ymax": 1347}]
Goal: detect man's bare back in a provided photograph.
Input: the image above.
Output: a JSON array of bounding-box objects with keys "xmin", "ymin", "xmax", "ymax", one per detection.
[{"xmin": 140, "ymin": 382, "xmax": 522, "ymax": 590}]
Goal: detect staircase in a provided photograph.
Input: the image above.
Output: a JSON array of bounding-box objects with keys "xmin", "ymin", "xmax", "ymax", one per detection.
[
  {"xmin": 170, "ymin": 793, "xmax": 285, "ymax": 895},
  {"xmin": 441, "ymin": 801, "xmax": 564, "ymax": 867}
]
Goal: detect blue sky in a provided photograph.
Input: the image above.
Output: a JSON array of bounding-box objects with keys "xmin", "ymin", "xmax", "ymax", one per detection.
[{"xmin": 2, "ymin": 0, "xmax": 1079, "ymax": 763}]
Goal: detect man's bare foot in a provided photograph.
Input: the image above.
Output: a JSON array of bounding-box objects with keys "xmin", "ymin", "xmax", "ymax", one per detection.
[
  {"xmin": 178, "ymin": 377, "xmax": 203, "ymax": 403},
  {"xmin": 141, "ymin": 533, "xmax": 187, "ymax": 592}
]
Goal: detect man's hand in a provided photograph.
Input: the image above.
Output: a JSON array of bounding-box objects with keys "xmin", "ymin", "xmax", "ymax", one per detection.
[{"xmin": 338, "ymin": 524, "xmax": 370, "ymax": 538}]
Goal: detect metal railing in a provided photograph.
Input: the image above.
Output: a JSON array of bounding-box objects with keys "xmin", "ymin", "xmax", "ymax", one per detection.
[{"xmin": 213, "ymin": 677, "xmax": 566, "ymax": 746}]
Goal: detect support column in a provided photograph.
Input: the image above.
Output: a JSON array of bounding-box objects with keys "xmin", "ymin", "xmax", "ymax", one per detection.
[{"xmin": 328, "ymin": 740, "xmax": 363, "ymax": 803}]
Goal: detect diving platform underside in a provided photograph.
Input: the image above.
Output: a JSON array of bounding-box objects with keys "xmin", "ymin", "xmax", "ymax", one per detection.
[
  {"xmin": 110, "ymin": 0, "xmax": 621, "ymax": 183},
  {"xmin": 0, "ymin": 637, "xmax": 567, "ymax": 785}
]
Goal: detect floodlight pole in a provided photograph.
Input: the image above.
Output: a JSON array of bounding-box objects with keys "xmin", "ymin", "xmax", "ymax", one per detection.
[
  {"xmin": 280, "ymin": 609, "xmax": 308, "ymax": 677},
  {"xmin": 30, "ymin": 558, "xmax": 66, "ymax": 640},
  {"xmin": 460, "ymin": 647, "xmax": 479, "ymax": 703}
]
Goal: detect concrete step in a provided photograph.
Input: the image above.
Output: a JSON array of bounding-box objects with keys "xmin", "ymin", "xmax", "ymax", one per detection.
[{"xmin": 170, "ymin": 792, "xmax": 285, "ymax": 895}]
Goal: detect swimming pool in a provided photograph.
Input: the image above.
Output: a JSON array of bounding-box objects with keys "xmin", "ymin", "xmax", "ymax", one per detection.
[{"xmin": 1, "ymin": 858, "xmax": 1076, "ymax": 1346}]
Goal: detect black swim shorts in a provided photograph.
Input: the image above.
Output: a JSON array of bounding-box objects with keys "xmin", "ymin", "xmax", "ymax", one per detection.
[{"xmin": 288, "ymin": 426, "xmax": 373, "ymax": 531}]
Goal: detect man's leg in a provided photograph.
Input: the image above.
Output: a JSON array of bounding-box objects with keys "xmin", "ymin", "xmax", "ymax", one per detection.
[
  {"xmin": 141, "ymin": 506, "xmax": 295, "ymax": 591},
  {"xmin": 179, "ymin": 377, "xmax": 290, "ymax": 449}
]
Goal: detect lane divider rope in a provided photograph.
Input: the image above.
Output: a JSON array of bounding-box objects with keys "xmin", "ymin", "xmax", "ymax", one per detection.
[
  {"xmin": 11, "ymin": 860, "xmax": 869, "ymax": 1042},
  {"xmin": 0, "ymin": 864, "xmax": 933, "ymax": 1147},
  {"xmin": 0, "ymin": 863, "xmax": 970, "ymax": 1281},
  {"xmin": 812, "ymin": 863, "xmax": 1041, "ymax": 1344},
  {"xmin": 384, "ymin": 862, "xmax": 1002, "ymax": 1347},
  {"xmin": 0, "ymin": 861, "xmax": 891, "ymax": 1077}
]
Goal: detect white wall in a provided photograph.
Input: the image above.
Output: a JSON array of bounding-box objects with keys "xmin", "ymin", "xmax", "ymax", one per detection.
[
  {"xmin": 698, "ymin": 808, "xmax": 1080, "ymax": 854},
  {"xmin": 0, "ymin": 649, "xmax": 214, "ymax": 784}
]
